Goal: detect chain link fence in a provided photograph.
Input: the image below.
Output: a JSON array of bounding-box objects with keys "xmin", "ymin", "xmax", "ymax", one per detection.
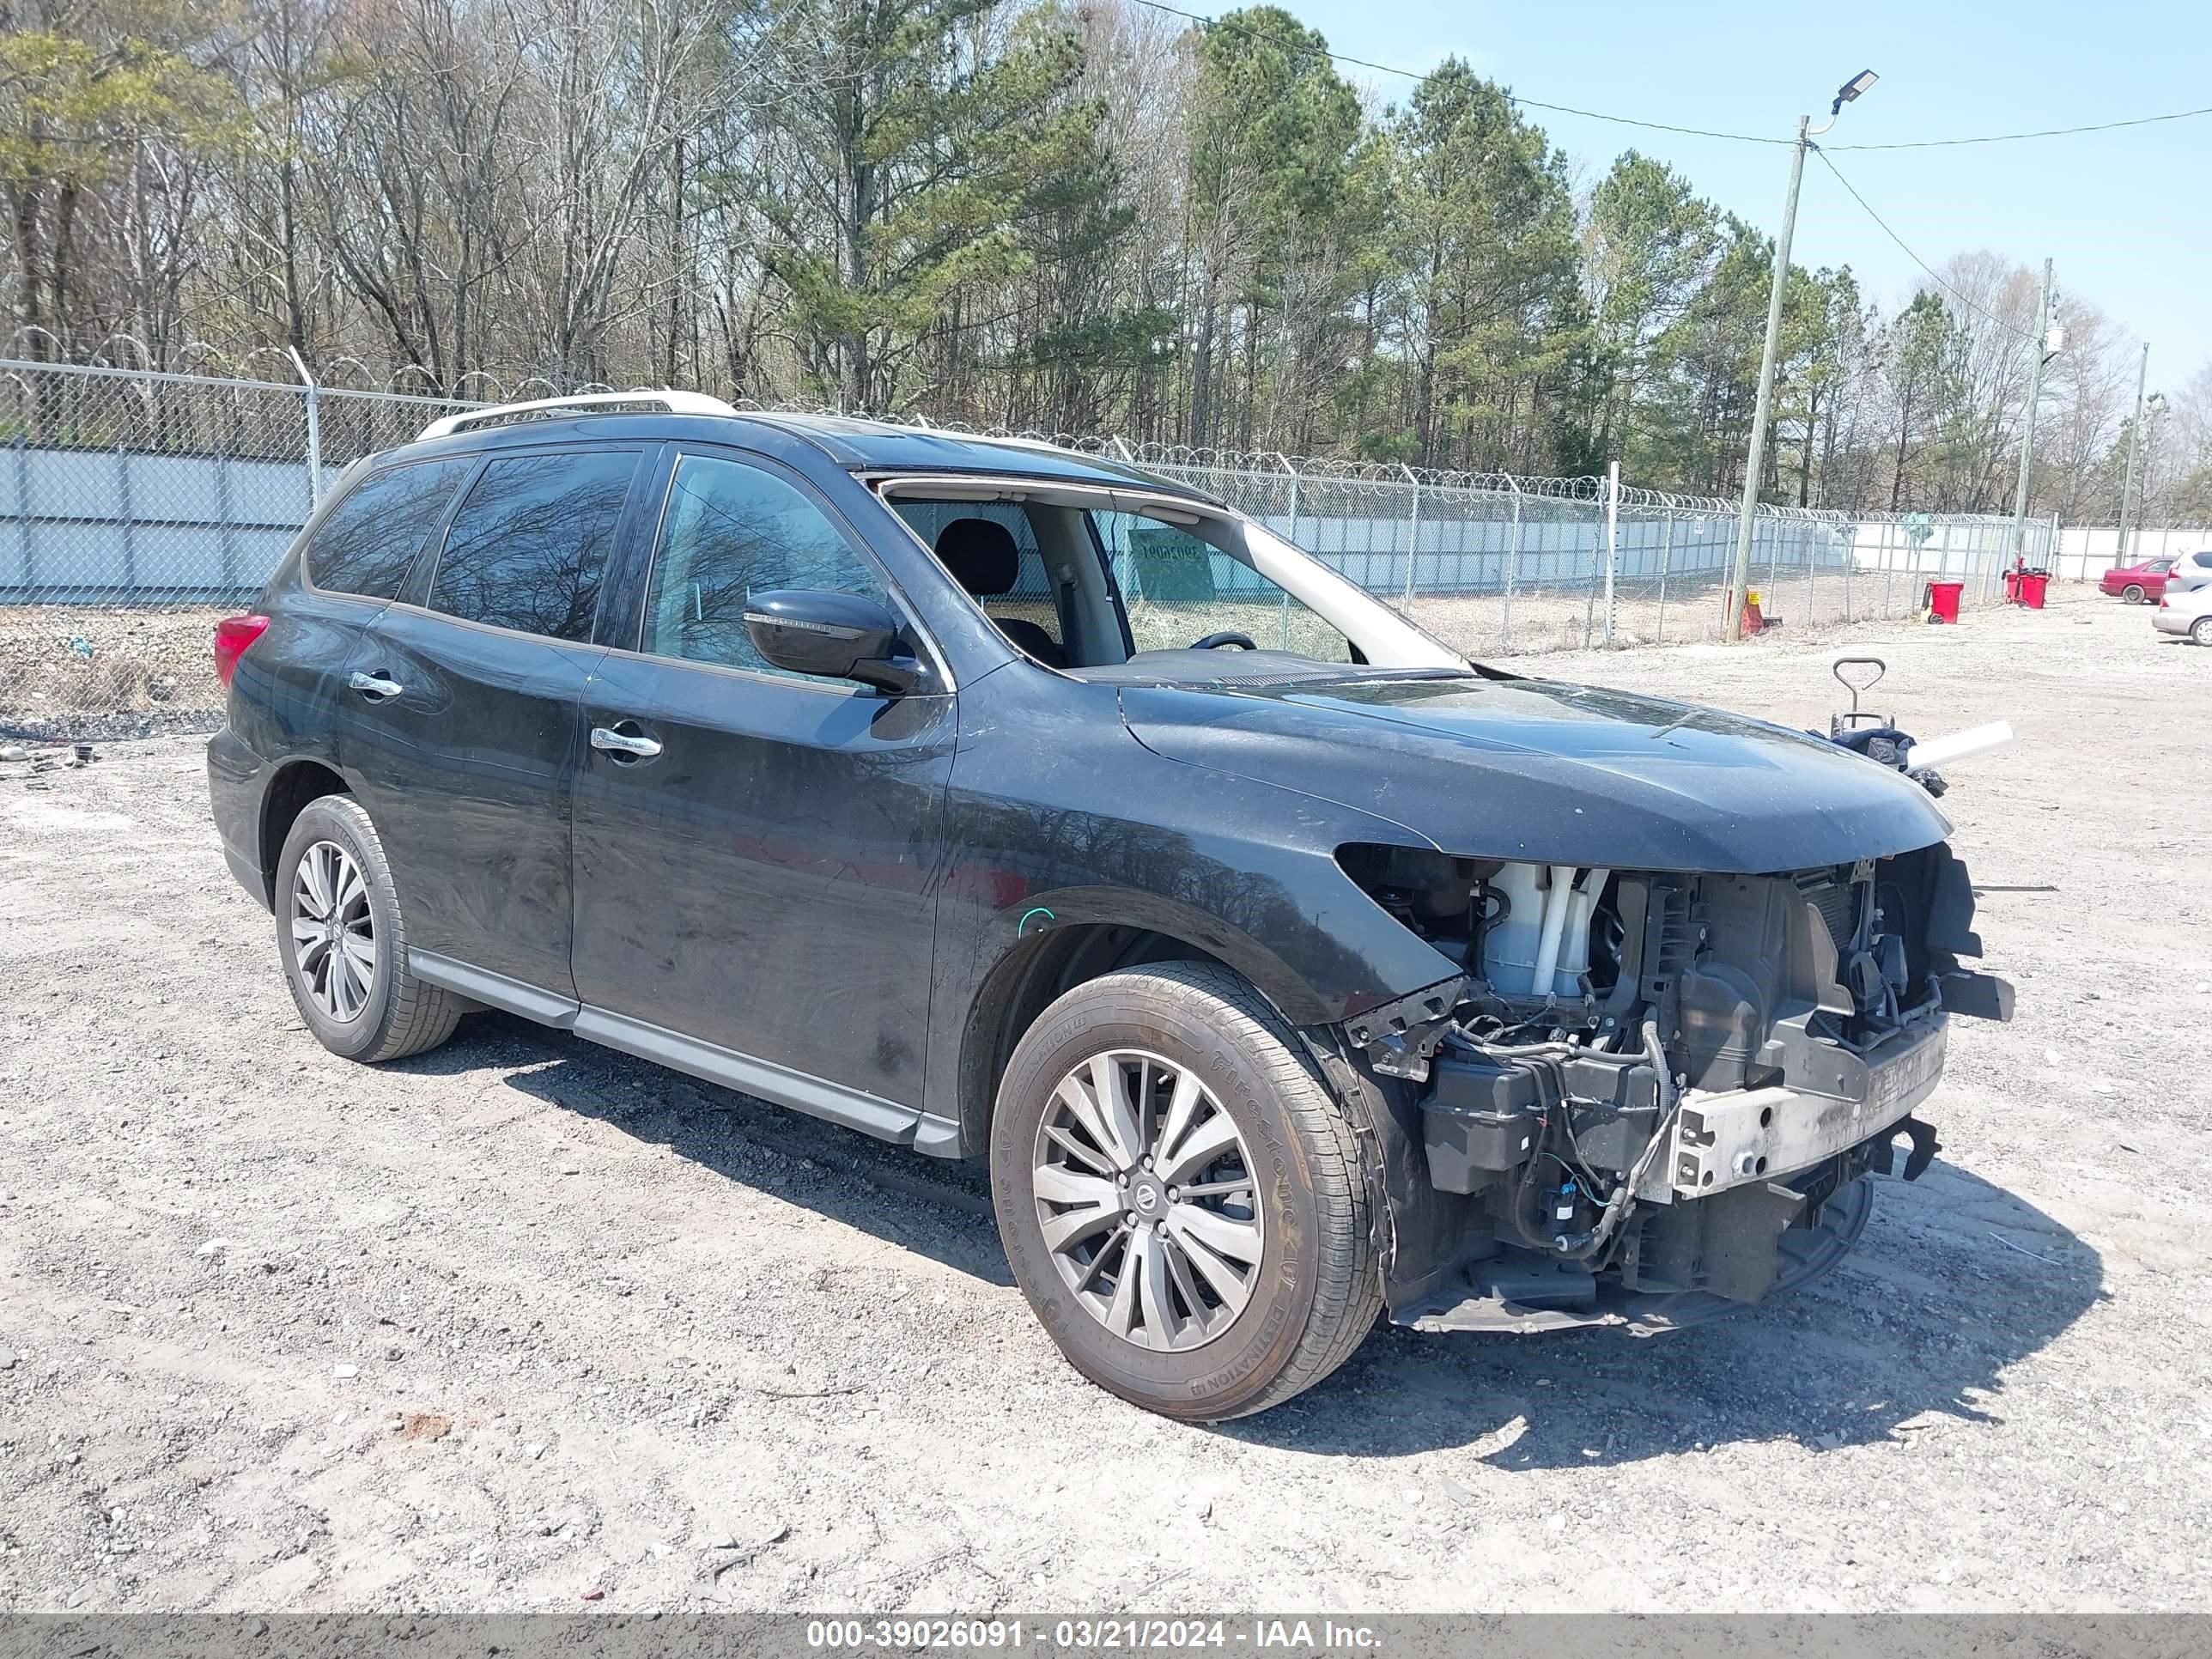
[
  {"xmin": 1123, "ymin": 449, "xmax": 2049, "ymax": 659},
  {"xmin": 2, "ymin": 356, "xmax": 2059, "ymax": 734}
]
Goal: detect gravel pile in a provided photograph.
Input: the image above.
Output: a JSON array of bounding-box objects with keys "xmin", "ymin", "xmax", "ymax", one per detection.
[{"xmin": 0, "ymin": 606, "xmax": 229, "ymax": 741}]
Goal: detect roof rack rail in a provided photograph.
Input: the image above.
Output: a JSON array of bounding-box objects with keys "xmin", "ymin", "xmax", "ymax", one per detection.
[{"xmin": 418, "ymin": 390, "xmax": 738, "ymax": 441}]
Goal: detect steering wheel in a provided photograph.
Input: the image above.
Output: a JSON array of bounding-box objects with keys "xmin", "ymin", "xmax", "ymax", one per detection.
[{"xmin": 1188, "ymin": 631, "xmax": 1259, "ymax": 652}]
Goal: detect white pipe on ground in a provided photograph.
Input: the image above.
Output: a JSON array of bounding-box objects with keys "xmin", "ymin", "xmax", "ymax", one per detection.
[{"xmin": 1905, "ymin": 720, "xmax": 2014, "ymax": 773}]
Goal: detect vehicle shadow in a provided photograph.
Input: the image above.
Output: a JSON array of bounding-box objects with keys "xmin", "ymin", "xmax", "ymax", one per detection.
[
  {"xmin": 1222, "ymin": 1158, "xmax": 2104, "ymax": 1468},
  {"xmin": 385, "ymin": 1011, "xmax": 1013, "ymax": 1288},
  {"xmin": 392, "ymin": 1015, "xmax": 2100, "ymax": 1468}
]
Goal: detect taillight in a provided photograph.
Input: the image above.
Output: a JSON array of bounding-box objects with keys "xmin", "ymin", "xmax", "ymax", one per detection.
[{"xmin": 214, "ymin": 614, "xmax": 270, "ymax": 686}]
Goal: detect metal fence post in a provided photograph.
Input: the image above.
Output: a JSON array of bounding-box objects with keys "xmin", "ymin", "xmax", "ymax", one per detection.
[
  {"xmin": 217, "ymin": 447, "xmax": 236, "ymax": 597},
  {"xmin": 1801, "ymin": 518, "xmax": 1815, "ymax": 625},
  {"xmin": 116, "ymin": 446, "xmax": 136, "ymax": 596},
  {"xmin": 11, "ymin": 434, "xmax": 33, "ymax": 593},
  {"xmin": 1655, "ymin": 508, "xmax": 1675, "ymax": 645},
  {"xmin": 1880, "ymin": 520, "xmax": 1893, "ymax": 617},
  {"xmin": 288, "ymin": 346, "xmax": 324, "ymax": 506},
  {"xmin": 1401, "ymin": 465, "xmax": 1421, "ymax": 610},
  {"xmin": 1842, "ymin": 519, "xmax": 1854, "ymax": 623},
  {"xmin": 1501, "ymin": 481, "xmax": 1522, "ymax": 653},
  {"xmin": 1601, "ymin": 461, "xmax": 1620, "ymax": 646}
]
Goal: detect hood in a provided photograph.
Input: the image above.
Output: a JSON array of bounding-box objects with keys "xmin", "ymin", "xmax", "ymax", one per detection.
[{"xmin": 1119, "ymin": 672, "xmax": 1953, "ymax": 873}]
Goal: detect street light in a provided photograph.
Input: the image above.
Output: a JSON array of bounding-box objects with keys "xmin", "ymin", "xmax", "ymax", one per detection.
[
  {"xmin": 1724, "ymin": 70, "xmax": 1880, "ymax": 641},
  {"xmin": 2145, "ymin": 392, "xmax": 2171, "ymax": 526}
]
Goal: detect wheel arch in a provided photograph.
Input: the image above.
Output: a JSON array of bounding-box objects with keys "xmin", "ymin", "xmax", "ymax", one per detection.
[
  {"xmin": 952, "ymin": 906, "xmax": 1328, "ymax": 1158},
  {"xmin": 260, "ymin": 757, "xmax": 351, "ymax": 890}
]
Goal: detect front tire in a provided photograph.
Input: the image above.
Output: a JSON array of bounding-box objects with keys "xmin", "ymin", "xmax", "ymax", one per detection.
[
  {"xmin": 990, "ymin": 962, "xmax": 1380, "ymax": 1421},
  {"xmin": 2123, "ymin": 583, "xmax": 2145, "ymax": 604},
  {"xmin": 274, "ymin": 793, "xmax": 462, "ymax": 1063}
]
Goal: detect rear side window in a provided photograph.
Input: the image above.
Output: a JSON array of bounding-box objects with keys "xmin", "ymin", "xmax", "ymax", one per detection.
[
  {"xmin": 307, "ymin": 458, "xmax": 473, "ymax": 599},
  {"xmin": 427, "ymin": 449, "xmax": 639, "ymax": 641},
  {"xmin": 641, "ymin": 453, "xmax": 890, "ymax": 680}
]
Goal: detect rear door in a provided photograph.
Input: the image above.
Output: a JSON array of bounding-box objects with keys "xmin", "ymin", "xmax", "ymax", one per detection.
[
  {"xmin": 340, "ymin": 441, "xmax": 651, "ymax": 1003},
  {"xmin": 568, "ymin": 443, "xmax": 956, "ymax": 1125}
]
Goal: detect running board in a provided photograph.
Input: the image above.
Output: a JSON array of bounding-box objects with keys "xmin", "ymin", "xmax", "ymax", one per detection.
[{"xmin": 406, "ymin": 951, "xmax": 961, "ymax": 1156}]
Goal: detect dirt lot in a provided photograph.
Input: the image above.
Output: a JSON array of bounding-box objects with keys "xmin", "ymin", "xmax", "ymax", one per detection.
[{"xmin": 0, "ymin": 590, "xmax": 2207, "ymax": 1613}]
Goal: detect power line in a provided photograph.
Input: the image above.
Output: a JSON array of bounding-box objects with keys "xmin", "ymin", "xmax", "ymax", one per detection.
[
  {"xmin": 1127, "ymin": 0, "xmax": 1788, "ymax": 143},
  {"xmin": 1812, "ymin": 147, "xmax": 2038, "ymax": 342},
  {"xmin": 1830, "ymin": 106, "xmax": 2212, "ymax": 149},
  {"xmin": 1129, "ymin": 0, "xmax": 2212, "ymax": 153}
]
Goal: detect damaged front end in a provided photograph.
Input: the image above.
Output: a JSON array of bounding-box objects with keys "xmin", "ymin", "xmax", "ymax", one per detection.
[{"xmin": 1334, "ymin": 842, "xmax": 2014, "ymax": 1334}]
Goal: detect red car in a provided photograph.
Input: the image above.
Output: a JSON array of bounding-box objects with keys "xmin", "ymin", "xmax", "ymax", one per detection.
[{"xmin": 2100, "ymin": 556, "xmax": 2174, "ymax": 603}]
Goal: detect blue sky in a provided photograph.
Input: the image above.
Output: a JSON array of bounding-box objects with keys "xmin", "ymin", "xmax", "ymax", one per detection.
[{"xmin": 1285, "ymin": 0, "xmax": 2211, "ymax": 388}]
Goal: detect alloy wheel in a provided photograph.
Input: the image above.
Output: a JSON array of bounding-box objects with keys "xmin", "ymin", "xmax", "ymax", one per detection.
[
  {"xmin": 1031, "ymin": 1049, "xmax": 1265, "ymax": 1352},
  {"xmin": 289, "ymin": 839, "xmax": 377, "ymax": 1022}
]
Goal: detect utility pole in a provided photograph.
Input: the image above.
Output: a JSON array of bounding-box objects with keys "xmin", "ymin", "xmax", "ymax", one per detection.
[
  {"xmin": 2116, "ymin": 341, "xmax": 2149, "ymax": 568},
  {"xmin": 2007, "ymin": 258, "xmax": 2055, "ymax": 572},
  {"xmin": 1728, "ymin": 70, "xmax": 1878, "ymax": 642}
]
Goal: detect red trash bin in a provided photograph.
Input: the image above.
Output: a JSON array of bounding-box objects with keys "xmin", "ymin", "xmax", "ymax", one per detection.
[
  {"xmin": 2019, "ymin": 571, "xmax": 2049, "ymax": 609},
  {"xmin": 1926, "ymin": 579, "xmax": 1965, "ymax": 623},
  {"xmin": 2002, "ymin": 569, "xmax": 2021, "ymax": 602}
]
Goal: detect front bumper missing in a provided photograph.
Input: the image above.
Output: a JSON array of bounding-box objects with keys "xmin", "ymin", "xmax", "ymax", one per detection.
[
  {"xmin": 1656, "ymin": 1018, "xmax": 1947, "ymax": 1201},
  {"xmin": 1404, "ymin": 1170, "xmax": 1877, "ymax": 1335}
]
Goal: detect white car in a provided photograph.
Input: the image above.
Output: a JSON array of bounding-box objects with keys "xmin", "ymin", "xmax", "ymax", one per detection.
[
  {"xmin": 2167, "ymin": 548, "xmax": 2212, "ymax": 592},
  {"xmin": 2154, "ymin": 582, "xmax": 2212, "ymax": 644}
]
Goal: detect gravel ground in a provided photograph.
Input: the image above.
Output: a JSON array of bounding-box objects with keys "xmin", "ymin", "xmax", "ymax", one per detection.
[{"xmin": 0, "ymin": 588, "xmax": 2208, "ymax": 1613}]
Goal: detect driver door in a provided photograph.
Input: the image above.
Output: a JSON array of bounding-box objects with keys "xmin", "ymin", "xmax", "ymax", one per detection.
[{"xmin": 568, "ymin": 445, "xmax": 957, "ymax": 1122}]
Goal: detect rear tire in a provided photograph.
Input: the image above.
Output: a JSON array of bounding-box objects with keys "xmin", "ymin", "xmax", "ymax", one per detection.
[
  {"xmin": 989, "ymin": 961, "xmax": 1380, "ymax": 1421},
  {"xmin": 274, "ymin": 794, "xmax": 462, "ymax": 1063},
  {"xmin": 2122, "ymin": 583, "xmax": 2145, "ymax": 604},
  {"xmin": 2191, "ymin": 617, "xmax": 2211, "ymax": 646}
]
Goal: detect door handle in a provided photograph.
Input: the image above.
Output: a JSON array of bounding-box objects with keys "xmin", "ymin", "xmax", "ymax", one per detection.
[
  {"xmin": 349, "ymin": 671, "xmax": 404, "ymax": 699},
  {"xmin": 591, "ymin": 724, "xmax": 663, "ymax": 761}
]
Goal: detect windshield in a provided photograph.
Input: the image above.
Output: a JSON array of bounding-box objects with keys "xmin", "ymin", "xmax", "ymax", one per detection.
[
  {"xmin": 1087, "ymin": 510, "xmax": 1352, "ymax": 662},
  {"xmin": 880, "ymin": 476, "xmax": 1468, "ymax": 678}
]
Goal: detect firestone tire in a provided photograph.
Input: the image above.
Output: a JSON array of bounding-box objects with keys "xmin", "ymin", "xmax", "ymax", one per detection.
[
  {"xmin": 990, "ymin": 961, "xmax": 1380, "ymax": 1421},
  {"xmin": 273, "ymin": 793, "xmax": 463, "ymax": 1064}
]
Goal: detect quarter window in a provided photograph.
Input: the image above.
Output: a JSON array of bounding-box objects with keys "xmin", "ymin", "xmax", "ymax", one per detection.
[
  {"xmin": 427, "ymin": 449, "xmax": 639, "ymax": 641},
  {"xmin": 307, "ymin": 458, "xmax": 473, "ymax": 600},
  {"xmin": 641, "ymin": 453, "xmax": 891, "ymax": 681}
]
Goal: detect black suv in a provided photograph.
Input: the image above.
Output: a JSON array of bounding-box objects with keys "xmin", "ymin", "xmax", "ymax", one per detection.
[{"xmin": 209, "ymin": 393, "xmax": 2011, "ymax": 1420}]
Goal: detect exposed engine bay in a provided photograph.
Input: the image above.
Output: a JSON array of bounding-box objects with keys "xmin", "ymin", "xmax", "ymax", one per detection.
[{"xmin": 1334, "ymin": 763, "xmax": 2015, "ymax": 1334}]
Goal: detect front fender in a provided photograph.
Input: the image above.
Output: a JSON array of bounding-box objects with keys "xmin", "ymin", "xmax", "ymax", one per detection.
[{"xmin": 921, "ymin": 672, "xmax": 1467, "ymax": 1137}]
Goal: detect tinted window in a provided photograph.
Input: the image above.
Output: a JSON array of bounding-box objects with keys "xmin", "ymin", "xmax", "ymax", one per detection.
[
  {"xmin": 641, "ymin": 453, "xmax": 890, "ymax": 681},
  {"xmin": 427, "ymin": 450, "xmax": 638, "ymax": 640},
  {"xmin": 307, "ymin": 459, "xmax": 472, "ymax": 599}
]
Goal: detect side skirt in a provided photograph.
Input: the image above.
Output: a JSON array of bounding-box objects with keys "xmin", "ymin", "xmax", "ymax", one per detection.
[{"xmin": 408, "ymin": 951, "xmax": 964, "ymax": 1157}]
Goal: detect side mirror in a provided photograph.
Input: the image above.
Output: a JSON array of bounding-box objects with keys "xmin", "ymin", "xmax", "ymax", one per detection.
[{"xmin": 743, "ymin": 589, "xmax": 928, "ymax": 695}]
